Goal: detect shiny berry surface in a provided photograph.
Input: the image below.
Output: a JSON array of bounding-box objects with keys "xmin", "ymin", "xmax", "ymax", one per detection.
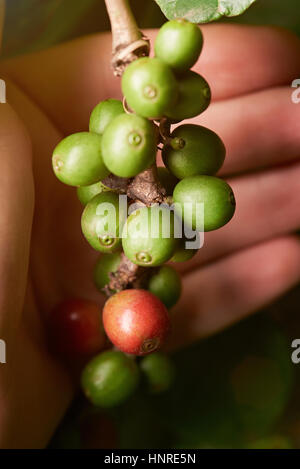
[
  {"xmin": 163, "ymin": 124, "xmax": 226, "ymax": 179},
  {"xmin": 103, "ymin": 289, "xmax": 170, "ymax": 355},
  {"xmin": 101, "ymin": 113, "xmax": 157, "ymax": 177},
  {"xmin": 122, "ymin": 205, "xmax": 179, "ymax": 267},
  {"xmin": 173, "ymin": 175, "xmax": 236, "ymax": 232},
  {"xmin": 171, "ymin": 238, "xmax": 198, "ymax": 263},
  {"xmin": 140, "ymin": 352, "xmax": 175, "ymax": 394},
  {"xmin": 81, "ymin": 350, "xmax": 139, "ymax": 407},
  {"xmin": 148, "ymin": 265, "xmax": 182, "ymax": 309},
  {"xmin": 81, "ymin": 192, "xmax": 127, "ymax": 253},
  {"xmin": 122, "ymin": 57, "xmax": 178, "ymax": 119},
  {"xmin": 77, "ymin": 181, "xmax": 110, "ymax": 206},
  {"xmin": 155, "ymin": 19, "xmax": 203, "ymax": 72},
  {"xmin": 52, "ymin": 132, "xmax": 109, "ymax": 187},
  {"xmin": 48, "ymin": 298, "xmax": 107, "ymax": 360},
  {"xmin": 166, "ymin": 71, "xmax": 211, "ymax": 121},
  {"xmin": 89, "ymin": 98, "xmax": 124, "ymax": 135},
  {"xmin": 93, "ymin": 253, "xmax": 122, "ymax": 292}
]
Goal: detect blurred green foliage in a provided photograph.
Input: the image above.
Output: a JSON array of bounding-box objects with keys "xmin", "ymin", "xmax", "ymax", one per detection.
[
  {"xmin": 51, "ymin": 313, "xmax": 295, "ymax": 449},
  {"xmin": 113, "ymin": 314, "xmax": 294, "ymax": 448},
  {"xmin": 3, "ymin": 0, "xmax": 300, "ymax": 58}
]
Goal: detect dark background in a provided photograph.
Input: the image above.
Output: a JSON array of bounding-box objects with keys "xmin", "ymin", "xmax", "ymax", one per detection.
[{"xmin": 3, "ymin": 0, "xmax": 300, "ymax": 57}]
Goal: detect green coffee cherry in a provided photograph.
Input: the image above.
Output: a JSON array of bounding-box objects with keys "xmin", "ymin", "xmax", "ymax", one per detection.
[
  {"xmin": 173, "ymin": 175, "xmax": 236, "ymax": 232},
  {"xmin": 148, "ymin": 265, "xmax": 182, "ymax": 309},
  {"xmin": 81, "ymin": 350, "xmax": 139, "ymax": 408},
  {"xmin": 52, "ymin": 132, "xmax": 109, "ymax": 187},
  {"xmin": 163, "ymin": 124, "xmax": 226, "ymax": 179},
  {"xmin": 157, "ymin": 167, "xmax": 179, "ymax": 196},
  {"xmin": 77, "ymin": 181, "xmax": 110, "ymax": 206},
  {"xmin": 93, "ymin": 252, "xmax": 122, "ymax": 291},
  {"xmin": 166, "ymin": 71, "xmax": 211, "ymax": 121},
  {"xmin": 171, "ymin": 238, "xmax": 198, "ymax": 263},
  {"xmin": 81, "ymin": 192, "xmax": 127, "ymax": 253},
  {"xmin": 140, "ymin": 352, "xmax": 175, "ymax": 394},
  {"xmin": 122, "ymin": 205, "xmax": 178, "ymax": 267},
  {"xmin": 155, "ymin": 19, "xmax": 203, "ymax": 73},
  {"xmin": 89, "ymin": 99, "xmax": 124, "ymax": 135},
  {"xmin": 122, "ymin": 57, "xmax": 178, "ymax": 119},
  {"xmin": 101, "ymin": 114, "xmax": 157, "ymax": 178}
]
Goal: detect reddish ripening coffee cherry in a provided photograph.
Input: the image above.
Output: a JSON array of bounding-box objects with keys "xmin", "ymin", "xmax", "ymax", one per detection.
[
  {"xmin": 48, "ymin": 299, "xmax": 107, "ymax": 360},
  {"xmin": 103, "ymin": 290, "xmax": 170, "ymax": 356}
]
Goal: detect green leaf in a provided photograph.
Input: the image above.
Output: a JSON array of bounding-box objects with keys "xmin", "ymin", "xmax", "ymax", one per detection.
[{"xmin": 154, "ymin": 0, "xmax": 257, "ymax": 23}]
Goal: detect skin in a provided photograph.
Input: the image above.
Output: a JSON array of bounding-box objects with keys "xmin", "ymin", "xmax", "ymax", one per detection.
[{"xmin": 0, "ymin": 24, "xmax": 299, "ymax": 447}]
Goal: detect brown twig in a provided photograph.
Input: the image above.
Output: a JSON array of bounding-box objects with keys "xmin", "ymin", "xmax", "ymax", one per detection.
[
  {"xmin": 104, "ymin": 0, "xmax": 150, "ymax": 76},
  {"xmin": 127, "ymin": 165, "xmax": 167, "ymax": 206},
  {"xmin": 102, "ymin": 0, "xmax": 171, "ymax": 294},
  {"xmin": 102, "ymin": 253, "xmax": 146, "ymax": 296}
]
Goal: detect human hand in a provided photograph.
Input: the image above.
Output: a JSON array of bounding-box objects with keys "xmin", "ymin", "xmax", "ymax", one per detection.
[{"xmin": 0, "ymin": 23, "xmax": 299, "ymax": 447}]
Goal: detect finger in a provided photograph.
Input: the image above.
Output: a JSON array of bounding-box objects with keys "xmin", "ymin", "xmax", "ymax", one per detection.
[
  {"xmin": 194, "ymin": 24, "xmax": 300, "ymax": 100},
  {"xmin": 1, "ymin": 25, "xmax": 299, "ymax": 134},
  {"xmin": 0, "ymin": 33, "xmax": 116, "ymax": 134},
  {"xmin": 169, "ymin": 236, "xmax": 300, "ymax": 350},
  {"xmin": 194, "ymin": 86, "xmax": 300, "ymax": 176},
  {"xmin": 0, "ymin": 103, "xmax": 34, "ymax": 342},
  {"xmin": 176, "ymin": 161, "xmax": 300, "ymax": 274},
  {"xmin": 3, "ymin": 79, "xmax": 104, "ymax": 316}
]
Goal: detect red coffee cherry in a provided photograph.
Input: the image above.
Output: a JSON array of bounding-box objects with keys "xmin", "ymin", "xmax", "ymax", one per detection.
[
  {"xmin": 103, "ymin": 290, "xmax": 170, "ymax": 356},
  {"xmin": 48, "ymin": 298, "xmax": 107, "ymax": 361}
]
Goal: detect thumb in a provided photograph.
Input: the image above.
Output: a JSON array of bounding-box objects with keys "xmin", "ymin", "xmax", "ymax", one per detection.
[{"xmin": 0, "ymin": 103, "xmax": 34, "ymax": 344}]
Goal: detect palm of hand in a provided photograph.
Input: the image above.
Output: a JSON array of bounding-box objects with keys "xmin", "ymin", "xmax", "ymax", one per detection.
[{"xmin": 0, "ymin": 24, "xmax": 299, "ymax": 448}]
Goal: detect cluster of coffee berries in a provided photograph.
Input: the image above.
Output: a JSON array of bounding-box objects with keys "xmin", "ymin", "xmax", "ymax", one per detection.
[{"xmin": 50, "ymin": 19, "xmax": 236, "ymax": 408}]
